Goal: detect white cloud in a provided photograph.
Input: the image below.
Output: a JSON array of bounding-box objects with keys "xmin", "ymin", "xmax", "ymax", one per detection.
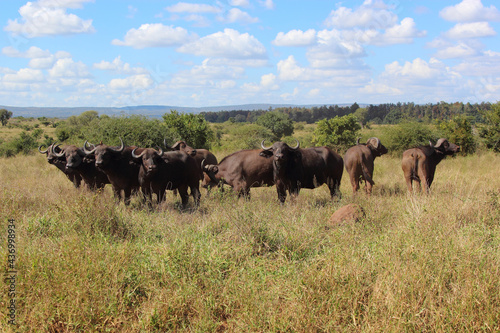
[
  {"xmin": 273, "ymin": 29, "xmax": 317, "ymax": 47},
  {"xmin": 440, "ymin": 0, "xmax": 500, "ymax": 22},
  {"xmin": 277, "ymin": 55, "xmax": 309, "ymax": 81},
  {"xmin": 109, "ymin": 74, "xmax": 153, "ymax": 90},
  {"xmin": 259, "ymin": 0, "xmax": 275, "ymax": 10},
  {"xmin": 445, "ymin": 22, "xmax": 496, "ymax": 39},
  {"xmin": 5, "ymin": 0, "xmax": 95, "ymax": 37},
  {"xmin": 93, "ymin": 56, "xmax": 149, "ymax": 75},
  {"xmin": 383, "ymin": 58, "xmax": 445, "ymax": 81},
  {"xmin": 2, "ymin": 46, "xmax": 50, "ymax": 58},
  {"xmin": 434, "ymin": 42, "xmax": 479, "ymax": 59},
  {"xmin": 223, "ymin": 8, "xmax": 259, "ymax": 24},
  {"xmin": 178, "ymin": 28, "xmax": 267, "ymax": 59},
  {"xmin": 376, "ymin": 18, "xmax": 426, "ymax": 45},
  {"xmin": 166, "ymin": 2, "xmax": 221, "ymax": 14},
  {"xmin": 453, "ymin": 51, "xmax": 500, "ymax": 76},
  {"xmin": 48, "ymin": 58, "xmax": 90, "ymax": 78},
  {"xmin": 230, "ymin": 0, "xmax": 250, "ymax": 7},
  {"xmin": 324, "ymin": 1, "xmax": 397, "ymax": 29},
  {"xmin": 3, "ymin": 68, "xmax": 45, "ymax": 83},
  {"xmin": 112, "ymin": 24, "xmax": 197, "ymax": 49}
]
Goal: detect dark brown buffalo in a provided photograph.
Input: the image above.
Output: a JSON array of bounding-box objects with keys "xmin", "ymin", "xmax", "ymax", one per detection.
[
  {"xmin": 401, "ymin": 138, "xmax": 460, "ymax": 193},
  {"xmin": 344, "ymin": 137, "xmax": 388, "ymax": 194},
  {"xmin": 132, "ymin": 147, "xmax": 201, "ymax": 208},
  {"xmin": 39, "ymin": 144, "xmax": 82, "ymax": 188},
  {"xmin": 169, "ymin": 140, "xmax": 218, "ymax": 189},
  {"xmin": 83, "ymin": 138, "xmax": 140, "ymax": 204},
  {"xmin": 260, "ymin": 140, "xmax": 343, "ymax": 203},
  {"xmin": 202, "ymin": 149, "xmax": 274, "ymax": 198},
  {"xmin": 51, "ymin": 143, "xmax": 109, "ymax": 191}
]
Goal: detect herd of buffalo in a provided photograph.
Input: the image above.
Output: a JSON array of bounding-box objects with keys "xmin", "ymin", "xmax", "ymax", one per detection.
[{"xmin": 38, "ymin": 137, "xmax": 460, "ymax": 207}]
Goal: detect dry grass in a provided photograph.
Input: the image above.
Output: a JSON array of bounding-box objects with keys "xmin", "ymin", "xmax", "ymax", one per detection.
[{"xmin": 0, "ymin": 152, "xmax": 499, "ymax": 332}]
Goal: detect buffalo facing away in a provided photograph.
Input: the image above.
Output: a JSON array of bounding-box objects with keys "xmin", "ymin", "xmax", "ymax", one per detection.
[
  {"xmin": 344, "ymin": 137, "xmax": 388, "ymax": 194},
  {"xmin": 169, "ymin": 140, "xmax": 218, "ymax": 189},
  {"xmin": 401, "ymin": 138, "xmax": 460, "ymax": 193},
  {"xmin": 260, "ymin": 140, "xmax": 343, "ymax": 203},
  {"xmin": 132, "ymin": 146, "xmax": 201, "ymax": 208},
  {"xmin": 39, "ymin": 144, "xmax": 82, "ymax": 188},
  {"xmin": 202, "ymin": 149, "xmax": 274, "ymax": 199}
]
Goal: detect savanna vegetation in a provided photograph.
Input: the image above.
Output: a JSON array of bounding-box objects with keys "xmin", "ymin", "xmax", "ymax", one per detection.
[{"xmin": 0, "ymin": 102, "xmax": 499, "ymax": 331}]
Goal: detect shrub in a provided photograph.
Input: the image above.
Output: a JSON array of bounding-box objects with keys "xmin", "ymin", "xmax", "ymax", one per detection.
[
  {"xmin": 163, "ymin": 110, "xmax": 215, "ymax": 149},
  {"xmin": 382, "ymin": 122, "xmax": 437, "ymax": 155},
  {"xmin": 220, "ymin": 123, "xmax": 275, "ymax": 150},
  {"xmin": 256, "ymin": 111, "xmax": 294, "ymax": 141},
  {"xmin": 437, "ymin": 115, "xmax": 476, "ymax": 155},
  {"xmin": 477, "ymin": 102, "xmax": 500, "ymax": 152},
  {"xmin": 312, "ymin": 114, "xmax": 361, "ymax": 152}
]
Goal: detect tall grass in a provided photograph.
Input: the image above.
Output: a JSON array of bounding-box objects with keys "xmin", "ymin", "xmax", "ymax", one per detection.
[{"xmin": 1, "ymin": 152, "xmax": 499, "ymax": 332}]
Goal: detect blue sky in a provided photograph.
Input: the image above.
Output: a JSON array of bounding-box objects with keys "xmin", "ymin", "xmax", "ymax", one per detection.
[{"xmin": 1, "ymin": 0, "xmax": 500, "ymax": 108}]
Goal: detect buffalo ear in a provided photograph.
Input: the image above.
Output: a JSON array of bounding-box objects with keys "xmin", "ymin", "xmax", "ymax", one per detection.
[{"xmin": 259, "ymin": 150, "xmax": 273, "ymax": 158}]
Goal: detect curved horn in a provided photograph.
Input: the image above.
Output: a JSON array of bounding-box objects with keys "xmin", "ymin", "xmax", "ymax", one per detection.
[
  {"xmin": 290, "ymin": 138, "xmax": 300, "ymax": 150},
  {"xmin": 52, "ymin": 143, "xmax": 65, "ymax": 158},
  {"xmin": 164, "ymin": 138, "xmax": 169, "ymax": 149},
  {"xmin": 171, "ymin": 140, "xmax": 182, "ymax": 149},
  {"xmin": 156, "ymin": 146, "xmax": 164, "ymax": 157},
  {"xmin": 38, "ymin": 145, "xmax": 48, "ymax": 154},
  {"xmin": 131, "ymin": 147, "xmax": 146, "ymax": 159},
  {"xmin": 83, "ymin": 140, "xmax": 97, "ymax": 155},
  {"xmin": 429, "ymin": 140, "xmax": 434, "ymax": 148},
  {"xmin": 111, "ymin": 137, "xmax": 125, "ymax": 152},
  {"xmin": 356, "ymin": 137, "xmax": 361, "ymax": 145},
  {"xmin": 260, "ymin": 140, "xmax": 272, "ymax": 150},
  {"xmin": 370, "ymin": 137, "xmax": 380, "ymax": 148},
  {"xmin": 201, "ymin": 158, "xmax": 206, "ymax": 171}
]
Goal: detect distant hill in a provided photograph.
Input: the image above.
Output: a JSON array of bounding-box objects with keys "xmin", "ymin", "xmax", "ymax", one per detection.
[{"xmin": 0, "ymin": 103, "xmax": 360, "ymax": 118}]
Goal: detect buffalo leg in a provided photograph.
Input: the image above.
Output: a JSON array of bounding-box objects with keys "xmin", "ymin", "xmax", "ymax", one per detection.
[{"xmin": 177, "ymin": 185, "xmax": 189, "ymax": 208}]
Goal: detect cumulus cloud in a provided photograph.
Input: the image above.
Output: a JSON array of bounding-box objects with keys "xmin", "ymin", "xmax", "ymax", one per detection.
[
  {"xmin": 2, "ymin": 46, "xmax": 50, "ymax": 58},
  {"xmin": 178, "ymin": 28, "xmax": 267, "ymax": 59},
  {"xmin": 93, "ymin": 56, "xmax": 149, "ymax": 75},
  {"xmin": 376, "ymin": 18, "xmax": 426, "ymax": 45},
  {"xmin": 112, "ymin": 24, "xmax": 197, "ymax": 49},
  {"xmin": 324, "ymin": 0, "xmax": 397, "ymax": 29},
  {"xmin": 48, "ymin": 58, "xmax": 90, "ymax": 78},
  {"xmin": 3, "ymin": 68, "xmax": 45, "ymax": 83},
  {"xmin": 382, "ymin": 58, "xmax": 444, "ymax": 81},
  {"xmin": 434, "ymin": 42, "xmax": 480, "ymax": 59},
  {"xmin": 440, "ymin": 0, "xmax": 500, "ymax": 22},
  {"xmin": 444, "ymin": 22, "xmax": 496, "ymax": 39},
  {"xmin": 230, "ymin": 0, "xmax": 250, "ymax": 7},
  {"xmin": 259, "ymin": 0, "xmax": 275, "ymax": 10},
  {"xmin": 5, "ymin": 0, "xmax": 95, "ymax": 37},
  {"xmin": 273, "ymin": 29, "xmax": 317, "ymax": 47},
  {"xmin": 166, "ymin": 2, "xmax": 221, "ymax": 14},
  {"xmin": 109, "ymin": 74, "xmax": 153, "ymax": 90},
  {"xmin": 223, "ymin": 8, "xmax": 259, "ymax": 24}
]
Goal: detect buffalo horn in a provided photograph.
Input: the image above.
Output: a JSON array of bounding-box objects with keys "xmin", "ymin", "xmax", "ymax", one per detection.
[
  {"xmin": 83, "ymin": 140, "xmax": 97, "ymax": 154},
  {"xmin": 131, "ymin": 147, "xmax": 146, "ymax": 159},
  {"xmin": 171, "ymin": 140, "xmax": 181, "ymax": 149},
  {"xmin": 52, "ymin": 143, "xmax": 65, "ymax": 157},
  {"xmin": 356, "ymin": 137, "xmax": 361, "ymax": 145},
  {"xmin": 371, "ymin": 137, "xmax": 380, "ymax": 148},
  {"xmin": 429, "ymin": 140, "xmax": 434, "ymax": 148},
  {"xmin": 110, "ymin": 137, "xmax": 125, "ymax": 152},
  {"xmin": 260, "ymin": 140, "xmax": 272, "ymax": 150},
  {"xmin": 38, "ymin": 145, "xmax": 48, "ymax": 154},
  {"xmin": 291, "ymin": 138, "xmax": 300, "ymax": 150},
  {"xmin": 156, "ymin": 146, "xmax": 164, "ymax": 157}
]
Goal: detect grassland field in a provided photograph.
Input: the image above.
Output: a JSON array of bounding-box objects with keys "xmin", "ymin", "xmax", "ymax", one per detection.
[{"xmin": 0, "ymin": 132, "xmax": 499, "ymax": 331}]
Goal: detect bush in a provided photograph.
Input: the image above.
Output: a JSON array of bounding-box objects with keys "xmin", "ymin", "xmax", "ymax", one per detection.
[
  {"xmin": 478, "ymin": 102, "xmax": 500, "ymax": 152},
  {"xmin": 256, "ymin": 111, "xmax": 294, "ymax": 141},
  {"xmin": 163, "ymin": 110, "xmax": 215, "ymax": 149},
  {"xmin": 382, "ymin": 122, "xmax": 437, "ymax": 155},
  {"xmin": 312, "ymin": 114, "xmax": 361, "ymax": 152},
  {"xmin": 220, "ymin": 123, "xmax": 275, "ymax": 150},
  {"xmin": 437, "ymin": 115, "xmax": 476, "ymax": 155},
  {"xmin": 0, "ymin": 129, "xmax": 43, "ymax": 157}
]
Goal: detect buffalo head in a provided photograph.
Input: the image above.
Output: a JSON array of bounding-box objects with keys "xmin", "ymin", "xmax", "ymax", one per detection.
[
  {"xmin": 366, "ymin": 137, "xmax": 388, "ymax": 156},
  {"xmin": 261, "ymin": 139, "xmax": 300, "ymax": 170},
  {"xmin": 51, "ymin": 144, "xmax": 86, "ymax": 170},
  {"xmin": 430, "ymin": 138, "xmax": 460, "ymax": 155},
  {"xmin": 84, "ymin": 137, "xmax": 125, "ymax": 168},
  {"xmin": 132, "ymin": 146, "xmax": 164, "ymax": 175},
  {"xmin": 170, "ymin": 140, "xmax": 197, "ymax": 156}
]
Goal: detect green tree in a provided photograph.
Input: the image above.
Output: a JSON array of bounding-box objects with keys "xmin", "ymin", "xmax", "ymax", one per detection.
[
  {"xmin": 312, "ymin": 114, "xmax": 361, "ymax": 152},
  {"xmin": 438, "ymin": 115, "xmax": 476, "ymax": 155},
  {"xmin": 163, "ymin": 110, "xmax": 215, "ymax": 149},
  {"xmin": 382, "ymin": 121, "xmax": 437, "ymax": 155},
  {"xmin": 478, "ymin": 102, "xmax": 500, "ymax": 152},
  {"xmin": 256, "ymin": 111, "xmax": 294, "ymax": 141},
  {"xmin": 0, "ymin": 109, "xmax": 13, "ymax": 126},
  {"xmin": 353, "ymin": 107, "xmax": 368, "ymax": 128}
]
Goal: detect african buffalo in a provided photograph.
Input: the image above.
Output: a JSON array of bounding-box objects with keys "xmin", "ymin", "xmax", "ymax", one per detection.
[
  {"xmin": 202, "ymin": 149, "xmax": 274, "ymax": 199},
  {"xmin": 39, "ymin": 144, "xmax": 82, "ymax": 188},
  {"xmin": 169, "ymin": 140, "xmax": 218, "ymax": 189},
  {"xmin": 51, "ymin": 143, "xmax": 109, "ymax": 191},
  {"xmin": 132, "ymin": 147, "xmax": 201, "ymax": 208},
  {"xmin": 260, "ymin": 140, "xmax": 343, "ymax": 203},
  {"xmin": 401, "ymin": 138, "xmax": 460, "ymax": 193},
  {"xmin": 83, "ymin": 138, "xmax": 141, "ymax": 204},
  {"xmin": 344, "ymin": 137, "xmax": 388, "ymax": 194}
]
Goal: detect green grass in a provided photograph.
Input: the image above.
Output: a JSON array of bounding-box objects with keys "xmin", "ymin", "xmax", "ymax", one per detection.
[{"xmin": 0, "ymin": 152, "xmax": 499, "ymax": 332}]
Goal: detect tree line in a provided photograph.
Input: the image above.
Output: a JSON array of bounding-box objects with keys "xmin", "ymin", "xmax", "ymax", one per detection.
[{"xmin": 201, "ymin": 101, "xmax": 492, "ymax": 125}]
